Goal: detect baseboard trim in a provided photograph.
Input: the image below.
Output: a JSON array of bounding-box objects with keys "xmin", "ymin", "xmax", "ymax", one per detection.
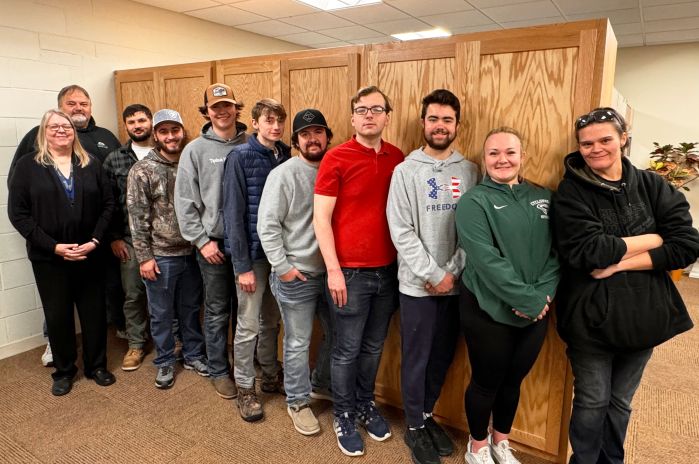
[{"xmin": 0, "ymin": 334, "xmax": 45, "ymax": 360}]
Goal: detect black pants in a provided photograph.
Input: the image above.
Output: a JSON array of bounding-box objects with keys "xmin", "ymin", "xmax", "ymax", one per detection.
[
  {"xmin": 32, "ymin": 258, "xmax": 108, "ymax": 380},
  {"xmin": 459, "ymin": 283, "xmax": 547, "ymax": 440},
  {"xmin": 400, "ymin": 293, "xmax": 460, "ymax": 428},
  {"xmin": 101, "ymin": 250, "xmax": 125, "ymax": 330}
]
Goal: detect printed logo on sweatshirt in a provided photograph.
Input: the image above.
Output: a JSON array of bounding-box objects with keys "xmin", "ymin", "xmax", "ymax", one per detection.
[
  {"xmin": 530, "ymin": 198, "xmax": 550, "ymax": 219},
  {"xmin": 209, "ymin": 157, "xmax": 226, "ymax": 164},
  {"xmin": 427, "ymin": 177, "xmax": 462, "ymax": 200}
]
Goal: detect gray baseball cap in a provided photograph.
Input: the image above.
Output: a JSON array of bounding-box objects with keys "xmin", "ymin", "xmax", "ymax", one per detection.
[{"xmin": 152, "ymin": 109, "xmax": 183, "ymax": 128}]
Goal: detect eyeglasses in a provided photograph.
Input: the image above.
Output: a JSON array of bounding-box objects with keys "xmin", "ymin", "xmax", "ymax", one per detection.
[
  {"xmin": 353, "ymin": 105, "xmax": 386, "ymax": 116},
  {"xmin": 575, "ymin": 109, "xmax": 620, "ymax": 130},
  {"xmin": 47, "ymin": 124, "xmax": 74, "ymax": 133}
]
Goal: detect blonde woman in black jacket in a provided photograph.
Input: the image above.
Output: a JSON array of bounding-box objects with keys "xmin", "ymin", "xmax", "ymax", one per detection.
[
  {"xmin": 9, "ymin": 109, "xmax": 116, "ymax": 396},
  {"xmin": 552, "ymin": 107, "xmax": 699, "ymax": 463}
]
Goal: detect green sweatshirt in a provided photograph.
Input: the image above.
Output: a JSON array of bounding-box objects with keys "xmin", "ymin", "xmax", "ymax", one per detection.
[{"xmin": 455, "ymin": 176, "xmax": 559, "ymax": 327}]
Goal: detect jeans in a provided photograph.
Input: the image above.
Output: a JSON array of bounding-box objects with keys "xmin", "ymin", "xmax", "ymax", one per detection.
[
  {"xmin": 270, "ymin": 271, "xmax": 330, "ymax": 405},
  {"xmin": 311, "ymin": 292, "xmax": 333, "ymax": 392},
  {"xmin": 233, "ymin": 260, "xmax": 281, "ymax": 389},
  {"xmin": 196, "ymin": 240, "xmax": 238, "ymax": 378},
  {"xmin": 329, "ymin": 265, "xmax": 398, "ymax": 416},
  {"xmin": 400, "ymin": 293, "xmax": 459, "ymax": 428},
  {"xmin": 568, "ymin": 347, "xmax": 653, "ymax": 464},
  {"xmin": 144, "ymin": 254, "xmax": 206, "ymax": 367},
  {"xmin": 120, "ymin": 241, "xmax": 148, "ymax": 349}
]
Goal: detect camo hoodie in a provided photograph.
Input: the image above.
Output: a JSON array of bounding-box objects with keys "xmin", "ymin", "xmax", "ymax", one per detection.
[{"xmin": 127, "ymin": 150, "xmax": 191, "ymax": 263}]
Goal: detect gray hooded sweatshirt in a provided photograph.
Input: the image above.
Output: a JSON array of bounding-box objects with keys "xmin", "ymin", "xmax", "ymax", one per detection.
[
  {"xmin": 175, "ymin": 121, "xmax": 248, "ymax": 249},
  {"xmin": 387, "ymin": 148, "xmax": 479, "ymax": 297}
]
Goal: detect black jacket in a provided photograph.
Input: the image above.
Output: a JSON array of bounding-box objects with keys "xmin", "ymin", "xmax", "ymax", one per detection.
[
  {"xmin": 552, "ymin": 152, "xmax": 699, "ymax": 353},
  {"xmin": 8, "ymin": 153, "xmax": 115, "ymax": 262},
  {"xmin": 8, "ymin": 117, "xmax": 120, "ymax": 184}
]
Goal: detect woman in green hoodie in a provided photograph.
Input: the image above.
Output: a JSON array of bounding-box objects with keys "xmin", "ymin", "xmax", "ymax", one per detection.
[{"xmin": 455, "ymin": 127, "xmax": 559, "ymax": 464}]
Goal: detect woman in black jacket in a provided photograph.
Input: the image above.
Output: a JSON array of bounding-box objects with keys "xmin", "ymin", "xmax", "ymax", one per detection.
[
  {"xmin": 9, "ymin": 109, "xmax": 116, "ymax": 396},
  {"xmin": 552, "ymin": 107, "xmax": 699, "ymax": 463}
]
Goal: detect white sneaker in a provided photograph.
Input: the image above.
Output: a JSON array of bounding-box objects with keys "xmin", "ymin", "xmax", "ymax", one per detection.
[
  {"xmin": 41, "ymin": 343, "xmax": 54, "ymax": 367},
  {"xmin": 489, "ymin": 436, "xmax": 520, "ymax": 464},
  {"xmin": 465, "ymin": 438, "xmax": 495, "ymax": 464}
]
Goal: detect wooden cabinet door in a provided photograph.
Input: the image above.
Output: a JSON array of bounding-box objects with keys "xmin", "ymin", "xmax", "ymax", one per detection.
[
  {"xmin": 216, "ymin": 59, "xmax": 282, "ymax": 134},
  {"xmin": 157, "ymin": 62, "xmax": 212, "ymax": 142},
  {"xmin": 114, "ymin": 70, "xmax": 158, "ymax": 142},
  {"xmin": 281, "ymin": 52, "xmax": 360, "ymax": 149}
]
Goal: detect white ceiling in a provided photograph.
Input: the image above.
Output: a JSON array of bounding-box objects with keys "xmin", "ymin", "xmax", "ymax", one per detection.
[{"xmin": 134, "ymin": 0, "xmax": 699, "ymax": 48}]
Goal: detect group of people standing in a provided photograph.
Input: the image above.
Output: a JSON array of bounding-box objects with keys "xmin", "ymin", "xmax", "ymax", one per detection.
[{"xmin": 7, "ymin": 82, "xmax": 699, "ymax": 464}]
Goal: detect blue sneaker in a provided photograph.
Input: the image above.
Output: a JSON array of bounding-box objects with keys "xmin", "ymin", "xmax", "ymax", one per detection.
[
  {"xmin": 357, "ymin": 401, "xmax": 391, "ymax": 441},
  {"xmin": 334, "ymin": 412, "xmax": 364, "ymax": 456}
]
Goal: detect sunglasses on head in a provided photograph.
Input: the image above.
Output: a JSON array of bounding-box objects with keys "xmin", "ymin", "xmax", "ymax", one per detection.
[{"xmin": 575, "ymin": 109, "xmax": 620, "ymax": 130}]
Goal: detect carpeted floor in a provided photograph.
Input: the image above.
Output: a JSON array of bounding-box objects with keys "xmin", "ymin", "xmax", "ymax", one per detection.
[{"xmin": 1, "ymin": 278, "xmax": 698, "ymax": 464}]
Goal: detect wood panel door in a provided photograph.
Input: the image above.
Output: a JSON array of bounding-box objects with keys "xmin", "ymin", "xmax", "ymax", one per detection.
[
  {"xmin": 114, "ymin": 70, "xmax": 158, "ymax": 142},
  {"xmin": 157, "ymin": 62, "xmax": 212, "ymax": 142},
  {"xmin": 215, "ymin": 59, "xmax": 282, "ymax": 134},
  {"xmin": 281, "ymin": 53, "xmax": 360, "ymax": 150},
  {"xmin": 366, "ymin": 20, "xmax": 615, "ymax": 462}
]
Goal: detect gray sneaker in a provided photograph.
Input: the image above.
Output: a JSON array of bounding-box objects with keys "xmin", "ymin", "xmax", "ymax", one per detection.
[
  {"xmin": 183, "ymin": 358, "xmax": 209, "ymax": 377},
  {"xmin": 155, "ymin": 365, "xmax": 175, "ymax": 389}
]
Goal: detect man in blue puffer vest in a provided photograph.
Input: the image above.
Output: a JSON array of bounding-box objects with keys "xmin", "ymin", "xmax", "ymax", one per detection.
[{"xmin": 223, "ymin": 98, "xmax": 291, "ymax": 422}]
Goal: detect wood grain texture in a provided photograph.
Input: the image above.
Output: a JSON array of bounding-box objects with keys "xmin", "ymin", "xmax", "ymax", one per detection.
[
  {"xmin": 478, "ymin": 48, "xmax": 578, "ymax": 190},
  {"xmin": 377, "ymin": 57, "xmax": 456, "ymax": 155},
  {"xmin": 161, "ymin": 75, "xmax": 210, "ymax": 141}
]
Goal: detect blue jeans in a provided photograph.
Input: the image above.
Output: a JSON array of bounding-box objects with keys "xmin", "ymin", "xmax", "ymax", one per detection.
[
  {"xmin": 233, "ymin": 260, "xmax": 280, "ymax": 389},
  {"xmin": 329, "ymin": 265, "xmax": 398, "ymax": 416},
  {"xmin": 311, "ymin": 291, "xmax": 333, "ymax": 392},
  {"xmin": 196, "ymin": 241, "xmax": 237, "ymax": 378},
  {"xmin": 568, "ymin": 347, "xmax": 653, "ymax": 464},
  {"xmin": 144, "ymin": 254, "xmax": 206, "ymax": 367},
  {"xmin": 270, "ymin": 271, "xmax": 331, "ymax": 406}
]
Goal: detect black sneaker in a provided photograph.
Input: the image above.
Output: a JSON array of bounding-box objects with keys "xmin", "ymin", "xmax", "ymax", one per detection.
[
  {"xmin": 405, "ymin": 427, "xmax": 441, "ymax": 464},
  {"xmin": 424, "ymin": 416, "xmax": 453, "ymax": 456}
]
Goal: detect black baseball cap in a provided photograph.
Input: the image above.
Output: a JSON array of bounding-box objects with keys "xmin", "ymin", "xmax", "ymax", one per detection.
[{"xmin": 292, "ymin": 109, "xmax": 329, "ymax": 134}]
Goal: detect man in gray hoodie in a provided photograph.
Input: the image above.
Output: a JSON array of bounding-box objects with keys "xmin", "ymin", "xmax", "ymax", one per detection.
[
  {"xmin": 387, "ymin": 89, "xmax": 479, "ymax": 464},
  {"xmin": 258, "ymin": 109, "xmax": 334, "ymax": 435},
  {"xmin": 174, "ymin": 83, "xmax": 247, "ymax": 400}
]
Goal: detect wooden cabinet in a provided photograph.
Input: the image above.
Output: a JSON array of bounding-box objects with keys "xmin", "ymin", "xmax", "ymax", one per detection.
[
  {"xmin": 112, "ymin": 19, "xmax": 617, "ymax": 462},
  {"xmin": 114, "ymin": 61, "xmax": 212, "ymax": 142}
]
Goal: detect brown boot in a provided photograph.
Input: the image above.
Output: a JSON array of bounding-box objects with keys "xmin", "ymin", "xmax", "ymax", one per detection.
[
  {"xmin": 121, "ymin": 348, "xmax": 145, "ymax": 371},
  {"xmin": 261, "ymin": 369, "xmax": 285, "ymax": 395},
  {"xmin": 237, "ymin": 386, "xmax": 264, "ymax": 422}
]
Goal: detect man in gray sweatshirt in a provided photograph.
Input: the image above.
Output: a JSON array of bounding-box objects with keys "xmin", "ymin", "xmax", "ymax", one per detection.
[
  {"xmin": 387, "ymin": 89, "xmax": 479, "ymax": 464},
  {"xmin": 258, "ymin": 109, "xmax": 334, "ymax": 436},
  {"xmin": 174, "ymin": 83, "xmax": 248, "ymax": 400}
]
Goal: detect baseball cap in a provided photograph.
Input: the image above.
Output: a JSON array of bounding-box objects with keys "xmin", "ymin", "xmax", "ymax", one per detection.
[
  {"xmin": 292, "ymin": 109, "xmax": 329, "ymax": 134},
  {"xmin": 205, "ymin": 83, "xmax": 236, "ymax": 107},
  {"xmin": 152, "ymin": 109, "xmax": 183, "ymax": 128}
]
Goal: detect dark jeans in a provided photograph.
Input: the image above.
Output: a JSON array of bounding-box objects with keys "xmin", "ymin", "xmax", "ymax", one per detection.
[
  {"xmin": 196, "ymin": 240, "xmax": 238, "ymax": 378},
  {"xmin": 32, "ymin": 258, "xmax": 107, "ymax": 380},
  {"xmin": 568, "ymin": 347, "xmax": 653, "ymax": 464},
  {"xmin": 399, "ymin": 293, "xmax": 459, "ymax": 428},
  {"xmin": 329, "ymin": 265, "xmax": 398, "ymax": 416},
  {"xmin": 144, "ymin": 254, "xmax": 206, "ymax": 367},
  {"xmin": 459, "ymin": 284, "xmax": 547, "ymax": 440}
]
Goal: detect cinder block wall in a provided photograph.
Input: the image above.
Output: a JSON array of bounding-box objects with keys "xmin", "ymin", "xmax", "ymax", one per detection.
[{"xmin": 0, "ymin": 0, "xmax": 301, "ymax": 359}]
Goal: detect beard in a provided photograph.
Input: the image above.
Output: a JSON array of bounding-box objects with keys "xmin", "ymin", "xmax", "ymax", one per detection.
[
  {"xmin": 70, "ymin": 113, "xmax": 88, "ymax": 129},
  {"xmin": 424, "ymin": 130, "xmax": 455, "ymax": 151},
  {"xmin": 128, "ymin": 128, "xmax": 153, "ymax": 143},
  {"xmin": 300, "ymin": 144, "xmax": 327, "ymax": 162},
  {"xmin": 154, "ymin": 137, "xmax": 185, "ymax": 155}
]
